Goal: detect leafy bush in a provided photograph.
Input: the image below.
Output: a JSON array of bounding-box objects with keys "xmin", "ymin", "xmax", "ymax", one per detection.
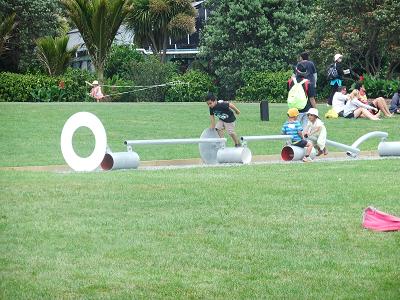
[
  {"xmin": 362, "ymin": 75, "xmax": 400, "ymax": 98},
  {"xmin": 0, "ymin": 68, "xmax": 95, "ymax": 102},
  {"xmin": 235, "ymin": 70, "xmax": 292, "ymax": 102},
  {"xmin": 165, "ymin": 70, "xmax": 216, "ymax": 102},
  {"xmin": 125, "ymin": 55, "xmax": 178, "ymax": 102},
  {"xmin": 104, "ymin": 44, "xmax": 144, "ymax": 79}
]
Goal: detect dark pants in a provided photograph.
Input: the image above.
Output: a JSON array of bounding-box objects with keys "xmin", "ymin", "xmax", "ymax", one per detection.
[{"xmin": 328, "ymin": 83, "xmax": 340, "ymax": 105}]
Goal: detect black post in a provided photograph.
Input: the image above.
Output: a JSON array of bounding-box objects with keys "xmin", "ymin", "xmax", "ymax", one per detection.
[{"xmin": 260, "ymin": 100, "xmax": 269, "ymax": 121}]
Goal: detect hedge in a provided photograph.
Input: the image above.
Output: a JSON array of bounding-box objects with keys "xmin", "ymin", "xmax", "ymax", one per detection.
[
  {"xmin": 235, "ymin": 70, "xmax": 293, "ymax": 103},
  {"xmin": 0, "ymin": 68, "xmax": 95, "ymax": 102},
  {"xmin": 361, "ymin": 75, "xmax": 400, "ymax": 98}
]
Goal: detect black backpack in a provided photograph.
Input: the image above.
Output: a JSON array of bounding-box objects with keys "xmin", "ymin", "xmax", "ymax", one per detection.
[{"xmin": 327, "ymin": 63, "xmax": 339, "ymax": 80}]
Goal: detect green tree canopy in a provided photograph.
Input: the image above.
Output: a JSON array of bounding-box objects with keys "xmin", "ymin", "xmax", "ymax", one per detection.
[
  {"xmin": 0, "ymin": 0, "xmax": 64, "ymax": 72},
  {"xmin": 0, "ymin": 12, "xmax": 16, "ymax": 57},
  {"xmin": 126, "ymin": 0, "xmax": 196, "ymax": 63},
  {"xmin": 200, "ymin": 0, "xmax": 312, "ymax": 98},
  {"xmin": 61, "ymin": 0, "xmax": 132, "ymax": 81},
  {"xmin": 306, "ymin": 0, "xmax": 400, "ymax": 79},
  {"xmin": 36, "ymin": 35, "xmax": 78, "ymax": 76}
]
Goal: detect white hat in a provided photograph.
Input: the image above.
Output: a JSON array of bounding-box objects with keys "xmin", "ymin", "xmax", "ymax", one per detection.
[
  {"xmin": 92, "ymin": 80, "xmax": 99, "ymax": 85},
  {"xmin": 334, "ymin": 54, "xmax": 343, "ymax": 61},
  {"xmin": 307, "ymin": 108, "xmax": 319, "ymax": 118}
]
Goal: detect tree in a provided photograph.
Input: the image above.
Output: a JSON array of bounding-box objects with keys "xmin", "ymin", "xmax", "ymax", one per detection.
[
  {"xmin": 61, "ymin": 0, "xmax": 132, "ymax": 81},
  {"xmin": 306, "ymin": 0, "xmax": 400, "ymax": 79},
  {"xmin": 200, "ymin": 0, "xmax": 312, "ymax": 98},
  {"xmin": 35, "ymin": 35, "xmax": 77, "ymax": 76},
  {"xmin": 126, "ymin": 0, "xmax": 196, "ymax": 63},
  {"xmin": 105, "ymin": 44, "xmax": 144, "ymax": 78},
  {"xmin": 0, "ymin": 0, "xmax": 64, "ymax": 72},
  {"xmin": 0, "ymin": 12, "xmax": 16, "ymax": 56}
]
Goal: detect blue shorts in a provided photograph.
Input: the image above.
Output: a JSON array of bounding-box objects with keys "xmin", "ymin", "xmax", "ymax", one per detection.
[{"xmin": 292, "ymin": 139, "xmax": 308, "ymax": 148}]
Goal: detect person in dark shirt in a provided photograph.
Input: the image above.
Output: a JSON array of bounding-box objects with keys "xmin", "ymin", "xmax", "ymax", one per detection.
[
  {"xmin": 287, "ymin": 62, "xmax": 316, "ymax": 127},
  {"xmin": 327, "ymin": 54, "xmax": 345, "ymax": 106},
  {"xmin": 206, "ymin": 92, "xmax": 241, "ymax": 147},
  {"xmin": 389, "ymin": 86, "xmax": 400, "ymax": 114},
  {"xmin": 299, "ymin": 51, "xmax": 317, "ymax": 104}
]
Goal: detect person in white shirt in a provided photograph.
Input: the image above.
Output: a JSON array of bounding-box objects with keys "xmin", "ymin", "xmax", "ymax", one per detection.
[
  {"xmin": 332, "ymin": 86, "xmax": 348, "ymax": 117},
  {"xmin": 304, "ymin": 108, "xmax": 328, "ymax": 156}
]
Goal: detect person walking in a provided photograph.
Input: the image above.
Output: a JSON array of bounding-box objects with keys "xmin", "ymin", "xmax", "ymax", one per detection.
[
  {"xmin": 327, "ymin": 54, "xmax": 345, "ymax": 106},
  {"xmin": 299, "ymin": 51, "xmax": 317, "ymax": 105}
]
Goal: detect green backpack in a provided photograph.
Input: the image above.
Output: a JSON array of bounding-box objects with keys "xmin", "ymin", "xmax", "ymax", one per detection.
[{"xmin": 287, "ymin": 77, "xmax": 308, "ymax": 110}]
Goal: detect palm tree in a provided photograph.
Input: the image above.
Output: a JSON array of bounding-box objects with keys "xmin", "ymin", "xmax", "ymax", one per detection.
[
  {"xmin": 126, "ymin": 0, "xmax": 196, "ymax": 63},
  {"xmin": 0, "ymin": 12, "xmax": 17, "ymax": 57},
  {"xmin": 61, "ymin": 0, "xmax": 132, "ymax": 81},
  {"xmin": 36, "ymin": 35, "xmax": 78, "ymax": 76}
]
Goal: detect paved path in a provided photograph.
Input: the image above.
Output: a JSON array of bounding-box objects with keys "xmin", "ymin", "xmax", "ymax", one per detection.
[{"xmin": 0, "ymin": 150, "xmax": 393, "ymax": 172}]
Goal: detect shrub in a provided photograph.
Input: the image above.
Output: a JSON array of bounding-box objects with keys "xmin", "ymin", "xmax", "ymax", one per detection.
[
  {"xmin": 235, "ymin": 70, "xmax": 293, "ymax": 102},
  {"xmin": 101, "ymin": 75, "xmax": 135, "ymax": 102},
  {"xmin": 104, "ymin": 44, "xmax": 144, "ymax": 79},
  {"xmin": 362, "ymin": 74, "xmax": 400, "ymax": 98},
  {"xmin": 125, "ymin": 55, "xmax": 178, "ymax": 102},
  {"xmin": 165, "ymin": 70, "xmax": 216, "ymax": 102},
  {"xmin": 0, "ymin": 68, "xmax": 95, "ymax": 102}
]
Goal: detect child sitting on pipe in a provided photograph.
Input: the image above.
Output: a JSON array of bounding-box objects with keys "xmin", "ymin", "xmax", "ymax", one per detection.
[
  {"xmin": 304, "ymin": 108, "xmax": 328, "ymax": 156},
  {"xmin": 206, "ymin": 92, "xmax": 242, "ymax": 147},
  {"xmin": 281, "ymin": 108, "xmax": 314, "ymax": 162}
]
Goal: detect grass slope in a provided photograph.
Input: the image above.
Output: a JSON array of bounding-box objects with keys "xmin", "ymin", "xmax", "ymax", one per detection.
[{"xmin": 0, "ymin": 102, "xmax": 399, "ymax": 167}]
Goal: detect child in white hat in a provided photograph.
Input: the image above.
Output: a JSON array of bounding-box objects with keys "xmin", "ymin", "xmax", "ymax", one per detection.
[
  {"xmin": 90, "ymin": 80, "xmax": 104, "ymax": 102},
  {"xmin": 304, "ymin": 108, "xmax": 328, "ymax": 156}
]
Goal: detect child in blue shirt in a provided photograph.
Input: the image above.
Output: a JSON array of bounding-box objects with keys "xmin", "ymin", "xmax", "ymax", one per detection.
[{"xmin": 282, "ymin": 108, "xmax": 314, "ymax": 162}]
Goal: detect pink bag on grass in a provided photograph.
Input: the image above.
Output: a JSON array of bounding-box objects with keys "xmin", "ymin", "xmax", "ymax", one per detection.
[{"xmin": 362, "ymin": 207, "xmax": 400, "ymax": 232}]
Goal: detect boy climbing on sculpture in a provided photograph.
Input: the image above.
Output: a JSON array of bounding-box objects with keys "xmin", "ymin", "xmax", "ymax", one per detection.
[{"xmin": 206, "ymin": 92, "xmax": 242, "ymax": 147}]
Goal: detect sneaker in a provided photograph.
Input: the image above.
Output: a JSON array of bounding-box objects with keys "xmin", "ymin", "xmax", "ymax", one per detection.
[
  {"xmin": 302, "ymin": 156, "xmax": 313, "ymax": 163},
  {"xmin": 235, "ymin": 143, "xmax": 242, "ymax": 148},
  {"xmin": 316, "ymin": 149, "xmax": 324, "ymax": 156},
  {"xmin": 323, "ymin": 148, "xmax": 328, "ymax": 155}
]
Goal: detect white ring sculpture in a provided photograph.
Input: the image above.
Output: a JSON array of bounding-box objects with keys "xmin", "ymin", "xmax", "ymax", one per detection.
[{"xmin": 61, "ymin": 112, "xmax": 107, "ymax": 171}]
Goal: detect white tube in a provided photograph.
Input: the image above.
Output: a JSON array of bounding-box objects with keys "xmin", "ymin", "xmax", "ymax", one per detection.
[
  {"xmin": 241, "ymin": 135, "xmax": 291, "ymax": 142},
  {"xmin": 325, "ymin": 139, "xmax": 360, "ymax": 154},
  {"xmin": 124, "ymin": 137, "xmax": 226, "ymax": 146},
  {"xmin": 378, "ymin": 142, "xmax": 400, "ymax": 156},
  {"xmin": 281, "ymin": 145, "xmax": 316, "ymax": 161},
  {"xmin": 100, "ymin": 151, "xmax": 140, "ymax": 170},
  {"xmin": 217, "ymin": 147, "xmax": 252, "ymax": 164},
  {"xmin": 351, "ymin": 131, "xmax": 388, "ymax": 149}
]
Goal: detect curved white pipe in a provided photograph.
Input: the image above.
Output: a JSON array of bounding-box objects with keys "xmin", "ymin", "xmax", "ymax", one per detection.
[
  {"xmin": 351, "ymin": 131, "xmax": 388, "ymax": 149},
  {"xmin": 378, "ymin": 142, "xmax": 400, "ymax": 156},
  {"xmin": 346, "ymin": 131, "xmax": 388, "ymax": 157}
]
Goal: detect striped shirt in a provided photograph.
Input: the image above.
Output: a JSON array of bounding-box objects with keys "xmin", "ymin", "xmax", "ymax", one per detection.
[{"xmin": 281, "ymin": 120, "xmax": 302, "ymax": 142}]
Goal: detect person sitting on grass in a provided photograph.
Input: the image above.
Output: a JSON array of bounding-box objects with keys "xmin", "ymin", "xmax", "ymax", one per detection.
[
  {"xmin": 355, "ymin": 82, "xmax": 393, "ymax": 117},
  {"xmin": 206, "ymin": 92, "xmax": 242, "ymax": 147},
  {"xmin": 343, "ymin": 89, "xmax": 379, "ymax": 120},
  {"xmin": 90, "ymin": 80, "xmax": 105, "ymax": 102},
  {"xmin": 304, "ymin": 108, "xmax": 328, "ymax": 156},
  {"xmin": 281, "ymin": 108, "xmax": 314, "ymax": 162},
  {"xmin": 332, "ymin": 86, "xmax": 348, "ymax": 117},
  {"xmin": 389, "ymin": 85, "xmax": 400, "ymax": 114}
]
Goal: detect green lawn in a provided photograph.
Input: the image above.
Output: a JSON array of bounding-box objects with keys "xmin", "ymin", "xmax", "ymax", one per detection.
[
  {"xmin": 0, "ymin": 102, "xmax": 399, "ymax": 167},
  {"xmin": 0, "ymin": 103, "xmax": 399, "ymax": 299}
]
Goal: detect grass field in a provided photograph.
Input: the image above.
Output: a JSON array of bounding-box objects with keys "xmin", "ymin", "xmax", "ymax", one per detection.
[{"xmin": 1, "ymin": 102, "xmax": 400, "ymax": 299}]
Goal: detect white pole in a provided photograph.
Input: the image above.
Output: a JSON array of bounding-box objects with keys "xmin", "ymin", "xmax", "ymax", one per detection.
[
  {"xmin": 241, "ymin": 135, "xmax": 291, "ymax": 142},
  {"xmin": 124, "ymin": 137, "xmax": 226, "ymax": 146}
]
